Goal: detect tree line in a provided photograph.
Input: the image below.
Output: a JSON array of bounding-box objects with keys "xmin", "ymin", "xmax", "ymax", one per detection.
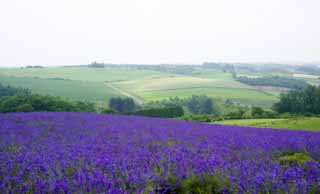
[
  {"xmin": 0, "ymin": 83, "xmax": 30, "ymax": 97},
  {"xmin": 0, "ymin": 91, "xmax": 96, "ymax": 113},
  {"xmin": 144, "ymin": 95, "xmax": 216, "ymax": 115},
  {"xmin": 236, "ymin": 76, "xmax": 309, "ymax": 89}
]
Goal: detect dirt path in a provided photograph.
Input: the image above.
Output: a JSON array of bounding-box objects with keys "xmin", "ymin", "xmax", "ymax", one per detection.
[{"xmin": 105, "ymin": 82, "xmax": 144, "ymax": 105}]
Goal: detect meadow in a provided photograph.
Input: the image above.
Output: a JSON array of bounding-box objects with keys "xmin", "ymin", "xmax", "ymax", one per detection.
[
  {"xmin": 216, "ymin": 117, "xmax": 320, "ymax": 131},
  {"xmin": 0, "ymin": 112, "xmax": 319, "ymax": 193}
]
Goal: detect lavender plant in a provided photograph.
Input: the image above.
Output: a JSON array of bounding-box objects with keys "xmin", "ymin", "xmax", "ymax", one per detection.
[{"xmin": 0, "ymin": 112, "xmax": 319, "ymax": 193}]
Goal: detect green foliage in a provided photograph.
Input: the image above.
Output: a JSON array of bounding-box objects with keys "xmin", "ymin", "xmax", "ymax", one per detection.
[
  {"xmin": 109, "ymin": 97, "xmax": 138, "ymax": 113},
  {"xmin": 251, "ymin": 106, "xmax": 264, "ymax": 117},
  {"xmin": 185, "ymin": 95, "xmax": 214, "ymax": 114},
  {"xmin": 145, "ymin": 95, "xmax": 216, "ymax": 116},
  {"xmin": 134, "ymin": 106, "xmax": 184, "ymax": 118},
  {"xmin": 100, "ymin": 108, "xmax": 117, "ymax": 114},
  {"xmin": 180, "ymin": 115, "xmax": 215, "ymax": 123},
  {"xmin": 273, "ymin": 85, "xmax": 320, "ymax": 114},
  {"xmin": 279, "ymin": 152, "xmax": 314, "ymax": 167},
  {"xmin": 144, "ymin": 97, "xmax": 185, "ymax": 109},
  {"xmin": 14, "ymin": 104, "xmax": 34, "ymax": 112},
  {"xmin": 216, "ymin": 117, "xmax": 320, "ymax": 131},
  {"xmin": 237, "ymin": 76, "xmax": 309, "ymax": 89},
  {"xmin": 156, "ymin": 174, "xmax": 235, "ymax": 194},
  {"xmin": 74, "ymin": 101, "xmax": 96, "ymax": 112},
  {"xmin": 0, "ymin": 94, "xmax": 96, "ymax": 113}
]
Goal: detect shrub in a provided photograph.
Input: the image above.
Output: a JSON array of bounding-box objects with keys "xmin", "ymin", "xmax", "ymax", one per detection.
[
  {"xmin": 134, "ymin": 106, "xmax": 184, "ymax": 118},
  {"xmin": 279, "ymin": 152, "xmax": 314, "ymax": 167}
]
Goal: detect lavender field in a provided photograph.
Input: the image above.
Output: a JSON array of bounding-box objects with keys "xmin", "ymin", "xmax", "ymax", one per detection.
[{"xmin": 0, "ymin": 112, "xmax": 319, "ymax": 193}]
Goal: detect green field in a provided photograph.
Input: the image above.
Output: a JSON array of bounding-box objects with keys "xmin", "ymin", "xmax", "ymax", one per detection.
[
  {"xmin": 138, "ymin": 87, "xmax": 278, "ymax": 101},
  {"xmin": 0, "ymin": 75, "xmax": 123, "ymax": 105},
  {"xmin": 0, "ymin": 66, "xmax": 289, "ymax": 107},
  {"xmin": 0, "ymin": 67, "xmax": 171, "ymax": 82},
  {"xmin": 216, "ymin": 117, "xmax": 320, "ymax": 131},
  {"xmin": 112, "ymin": 69, "xmax": 280, "ymax": 104}
]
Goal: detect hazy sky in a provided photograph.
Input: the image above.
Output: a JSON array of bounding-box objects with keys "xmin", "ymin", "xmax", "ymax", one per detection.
[{"xmin": 0, "ymin": 0, "xmax": 319, "ymax": 66}]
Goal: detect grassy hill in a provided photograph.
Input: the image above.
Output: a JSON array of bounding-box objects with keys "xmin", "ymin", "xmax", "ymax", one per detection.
[
  {"xmin": 0, "ymin": 75, "xmax": 123, "ymax": 106},
  {"xmin": 216, "ymin": 117, "xmax": 320, "ymax": 131}
]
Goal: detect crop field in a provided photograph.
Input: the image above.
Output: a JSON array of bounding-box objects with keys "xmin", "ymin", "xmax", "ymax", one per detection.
[
  {"xmin": 0, "ymin": 75, "xmax": 123, "ymax": 103},
  {"xmin": 216, "ymin": 117, "xmax": 320, "ymax": 131},
  {"xmin": 0, "ymin": 112, "xmax": 319, "ymax": 193},
  {"xmin": 138, "ymin": 87, "xmax": 279, "ymax": 102},
  {"xmin": 111, "ymin": 74, "xmax": 280, "ymax": 104}
]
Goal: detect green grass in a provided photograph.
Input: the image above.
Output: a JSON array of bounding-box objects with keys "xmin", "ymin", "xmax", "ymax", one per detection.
[
  {"xmin": 216, "ymin": 117, "xmax": 320, "ymax": 131},
  {"xmin": 138, "ymin": 87, "xmax": 279, "ymax": 101},
  {"xmin": 115, "ymin": 75, "xmax": 249, "ymax": 91},
  {"xmin": 0, "ymin": 67, "xmax": 170, "ymax": 82},
  {"xmin": 0, "ymin": 75, "xmax": 123, "ymax": 104}
]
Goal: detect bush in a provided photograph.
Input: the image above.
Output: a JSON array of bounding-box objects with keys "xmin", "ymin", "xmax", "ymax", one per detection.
[
  {"xmin": 134, "ymin": 106, "xmax": 184, "ymax": 118},
  {"xmin": 13, "ymin": 104, "xmax": 34, "ymax": 112},
  {"xmin": 101, "ymin": 109, "xmax": 117, "ymax": 114},
  {"xmin": 279, "ymin": 152, "xmax": 314, "ymax": 167},
  {"xmin": 180, "ymin": 115, "xmax": 215, "ymax": 123}
]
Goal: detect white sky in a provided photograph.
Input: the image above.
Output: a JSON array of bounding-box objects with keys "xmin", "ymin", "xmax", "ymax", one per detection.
[{"xmin": 0, "ymin": 0, "xmax": 319, "ymax": 66}]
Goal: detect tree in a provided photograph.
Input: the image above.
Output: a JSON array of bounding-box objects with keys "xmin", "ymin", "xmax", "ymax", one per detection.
[
  {"xmin": 109, "ymin": 97, "xmax": 137, "ymax": 113},
  {"xmin": 273, "ymin": 85, "xmax": 320, "ymax": 114},
  {"xmin": 186, "ymin": 95, "xmax": 214, "ymax": 114},
  {"xmin": 251, "ymin": 106, "xmax": 264, "ymax": 117}
]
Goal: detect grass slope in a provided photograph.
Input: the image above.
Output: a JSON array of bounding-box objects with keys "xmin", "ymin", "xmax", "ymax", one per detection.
[
  {"xmin": 0, "ymin": 75, "xmax": 123, "ymax": 104},
  {"xmin": 0, "ymin": 67, "xmax": 171, "ymax": 82},
  {"xmin": 216, "ymin": 117, "xmax": 320, "ymax": 131}
]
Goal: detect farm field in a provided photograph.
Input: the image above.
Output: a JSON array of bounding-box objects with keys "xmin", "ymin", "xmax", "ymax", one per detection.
[
  {"xmin": 0, "ymin": 75, "xmax": 123, "ymax": 103},
  {"xmin": 0, "ymin": 112, "xmax": 319, "ymax": 193},
  {"xmin": 138, "ymin": 87, "xmax": 278, "ymax": 102},
  {"xmin": 0, "ymin": 67, "xmax": 171, "ymax": 82},
  {"xmin": 0, "ymin": 66, "xmax": 282, "ymax": 107},
  {"xmin": 216, "ymin": 117, "xmax": 320, "ymax": 131}
]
